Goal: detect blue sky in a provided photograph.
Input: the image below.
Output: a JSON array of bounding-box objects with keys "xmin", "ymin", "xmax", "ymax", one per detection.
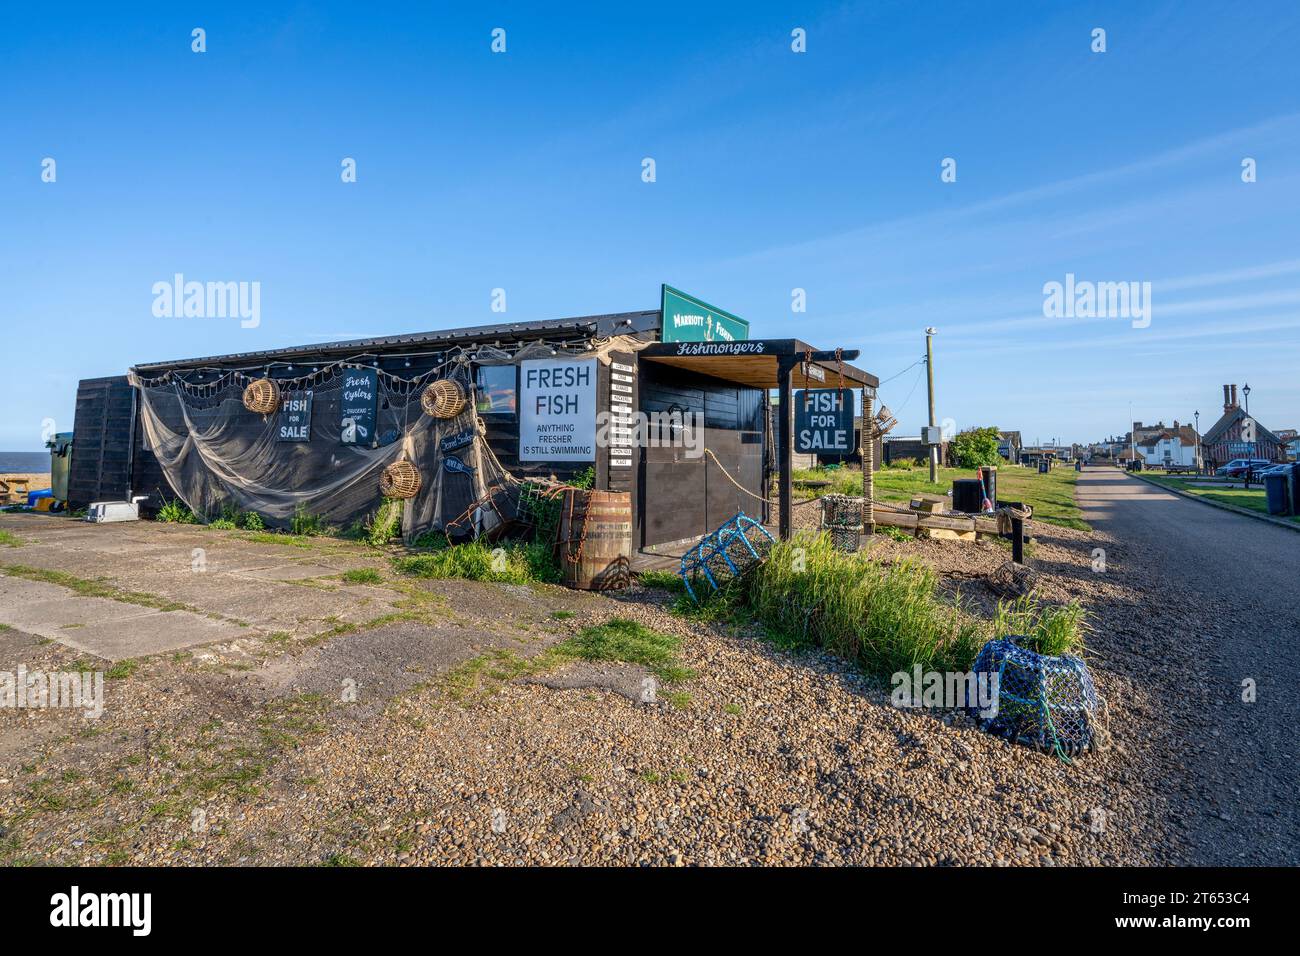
[{"xmin": 3, "ymin": 0, "xmax": 1299, "ymax": 449}]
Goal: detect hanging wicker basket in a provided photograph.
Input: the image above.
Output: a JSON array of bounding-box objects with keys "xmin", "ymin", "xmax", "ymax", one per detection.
[
  {"xmin": 379, "ymin": 459, "xmax": 423, "ymax": 499},
  {"xmin": 421, "ymin": 379, "xmax": 466, "ymax": 419},
  {"xmin": 243, "ymin": 378, "xmax": 281, "ymax": 415}
]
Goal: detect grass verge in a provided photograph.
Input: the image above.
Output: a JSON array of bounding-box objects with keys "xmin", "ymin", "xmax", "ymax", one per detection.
[{"xmin": 791, "ymin": 463, "xmax": 1090, "ymax": 530}]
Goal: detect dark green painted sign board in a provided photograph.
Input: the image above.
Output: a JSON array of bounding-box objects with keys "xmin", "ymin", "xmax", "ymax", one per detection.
[{"xmin": 661, "ymin": 285, "xmax": 749, "ymax": 343}]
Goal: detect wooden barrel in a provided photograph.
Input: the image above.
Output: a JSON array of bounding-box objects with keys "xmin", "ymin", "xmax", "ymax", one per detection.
[{"xmin": 557, "ymin": 489, "xmax": 631, "ymax": 590}]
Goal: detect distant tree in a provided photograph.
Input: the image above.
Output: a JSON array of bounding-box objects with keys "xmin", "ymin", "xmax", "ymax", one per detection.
[{"xmin": 951, "ymin": 426, "xmax": 1003, "ymax": 468}]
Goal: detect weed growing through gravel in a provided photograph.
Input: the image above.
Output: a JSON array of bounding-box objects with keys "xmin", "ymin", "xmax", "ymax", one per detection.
[
  {"xmin": 155, "ymin": 498, "xmax": 197, "ymax": 524},
  {"xmin": 342, "ymin": 568, "xmax": 384, "ymax": 585},
  {"xmin": 555, "ymin": 618, "xmax": 694, "ymax": 683},
  {"xmin": 636, "ymin": 570, "xmax": 686, "ymax": 592},
  {"xmin": 0, "ymin": 529, "xmax": 23, "ymax": 547},
  {"xmin": 394, "ymin": 540, "xmax": 559, "ymax": 584},
  {"xmin": 440, "ymin": 618, "xmax": 693, "ymax": 700}
]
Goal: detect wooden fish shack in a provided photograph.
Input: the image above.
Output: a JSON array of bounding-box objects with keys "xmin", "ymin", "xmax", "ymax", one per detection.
[{"xmin": 68, "ymin": 286, "xmax": 877, "ymax": 573}]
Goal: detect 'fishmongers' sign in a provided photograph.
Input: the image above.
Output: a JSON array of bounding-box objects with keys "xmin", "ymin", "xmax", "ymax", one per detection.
[
  {"xmin": 278, "ymin": 389, "xmax": 313, "ymax": 442},
  {"xmin": 519, "ymin": 358, "xmax": 597, "ymax": 462},
  {"xmin": 795, "ymin": 389, "xmax": 853, "ymax": 453}
]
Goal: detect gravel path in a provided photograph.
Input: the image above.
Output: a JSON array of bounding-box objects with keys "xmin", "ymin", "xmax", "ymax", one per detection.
[
  {"xmin": 6, "ymin": 479, "xmax": 1289, "ymax": 866},
  {"xmin": 1075, "ymin": 467, "xmax": 1300, "ymax": 864}
]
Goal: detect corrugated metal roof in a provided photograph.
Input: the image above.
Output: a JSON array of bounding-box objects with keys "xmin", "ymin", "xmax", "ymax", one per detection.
[{"xmin": 132, "ymin": 310, "xmax": 661, "ymax": 371}]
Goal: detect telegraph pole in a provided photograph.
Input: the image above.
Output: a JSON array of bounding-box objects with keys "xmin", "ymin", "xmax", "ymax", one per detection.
[{"xmin": 925, "ymin": 327, "xmax": 938, "ymax": 483}]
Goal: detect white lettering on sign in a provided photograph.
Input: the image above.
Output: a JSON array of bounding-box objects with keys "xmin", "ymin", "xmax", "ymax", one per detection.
[
  {"xmin": 519, "ymin": 359, "xmax": 597, "ymax": 461},
  {"xmin": 611, "ymin": 362, "xmax": 636, "ymax": 373},
  {"xmin": 610, "ymin": 459, "xmax": 633, "ymax": 468},
  {"xmin": 611, "ymin": 383, "xmax": 633, "ymax": 393},
  {"xmin": 611, "ymin": 394, "xmax": 633, "ymax": 405},
  {"xmin": 612, "ymin": 373, "xmax": 634, "ymax": 383}
]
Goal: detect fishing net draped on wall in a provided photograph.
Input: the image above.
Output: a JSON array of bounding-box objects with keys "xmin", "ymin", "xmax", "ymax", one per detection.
[
  {"xmin": 129, "ymin": 363, "xmax": 512, "ymax": 540},
  {"xmin": 129, "ymin": 334, "xmax": 650, "ymax": 541}
]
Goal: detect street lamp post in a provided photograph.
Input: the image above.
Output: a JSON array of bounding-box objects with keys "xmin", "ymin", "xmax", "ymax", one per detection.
[
  {"xmin": 1243, "ymin": 383, "xmax": 1254, "ymax": 475},
  {"xmin": 1194, "ymin": 410, "xmax": 1201, "ymax": 474}
]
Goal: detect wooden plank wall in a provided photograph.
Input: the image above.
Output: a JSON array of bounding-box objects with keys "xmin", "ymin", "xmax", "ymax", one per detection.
[{"xmin": 68, "ymin": 376, "xmax": 136, "ymax": 510}]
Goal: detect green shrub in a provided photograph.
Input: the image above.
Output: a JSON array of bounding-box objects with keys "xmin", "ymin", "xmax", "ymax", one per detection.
[
  {"xmin": 394, "ymin": 540, "xmax": 559, "ymax": 584},
  {"xmin": 208, "ymin": 518, "xmax": 237, "ymax": 530},
  {"xmin": 156, "ymin": 499, "xmax": 197, "ymax": 524},
  {"xmin": 950, "ymin": 426, "xmax": 1004, "ymax": 468},
  {"xmin": 241, "ymin": 512, "xmax": 265, "ymax": 531},
  {"xmin": 747, "ymin": 532, "xmax": 984, "ymax": 675},
  {"xmin": 569, "ymin": 466, "xmax": 596, "ymax": 490}
]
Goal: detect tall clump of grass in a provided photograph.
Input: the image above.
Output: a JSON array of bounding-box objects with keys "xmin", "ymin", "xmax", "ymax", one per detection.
[
  {"xmin": 992, "ymin": 593, "xmax": 1087, "ymax": 658},
  {"xmin": 366, "ymin": 499, "xmax": 404, "ymax": 548},
  {"xmin": 747, "ymin": 532, "xmax": 984, "ymax": 675},
  {"xmin": 393, "ymin": 540, "xmax": 559, "ymax": 584}
]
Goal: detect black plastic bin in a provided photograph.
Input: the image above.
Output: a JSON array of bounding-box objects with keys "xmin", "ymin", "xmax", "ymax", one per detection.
[
  {"xmin": 952, "ymin": 478, "xmax": 985, "ymax": 513},
  {"xmin": 1264, "ymin": 473, "xmax": 1290, "ymax": 515}
]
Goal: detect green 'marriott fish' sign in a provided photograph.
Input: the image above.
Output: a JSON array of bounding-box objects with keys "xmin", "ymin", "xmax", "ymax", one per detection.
[{"xmin": 660, "ymin": 285, "xmax": 749, "ymax": 343}]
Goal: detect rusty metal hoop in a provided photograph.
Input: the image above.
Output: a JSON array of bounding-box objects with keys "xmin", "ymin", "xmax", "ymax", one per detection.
[
  {"xmin": 421, "ymin": 379, "xmax": 466, "ymax": 419},
  {"xmin": 379, "ymin": 459, "xmax": 423, "ymax": 499},
  {"xmin": 242, "ymin": 378, "xmax": 280, "ymax": 415}
]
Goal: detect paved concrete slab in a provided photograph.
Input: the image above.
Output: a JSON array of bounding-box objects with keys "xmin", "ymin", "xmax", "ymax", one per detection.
[
  {"xmin": 234, "ymin": 563, "xmax": 341, "ymax": 582},
  {"xmin": 48, "ymin": 611, "xmax": 250, "ymax": 661},
  {"xmin": 0, "ymin": 574, "xmax": 249, "ymax": 661}
]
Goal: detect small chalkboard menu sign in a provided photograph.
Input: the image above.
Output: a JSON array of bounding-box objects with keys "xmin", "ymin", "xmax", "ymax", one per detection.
[
  {"xmin": 277, "ymin": 389, "xmax": 313, "ymax": 442},
  {"xmin": 340, "ymin": 369, "xmax": 378, "ymax": 446}
]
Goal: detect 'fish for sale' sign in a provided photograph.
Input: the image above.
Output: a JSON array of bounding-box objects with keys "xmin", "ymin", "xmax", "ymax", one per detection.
[
  {"xmin": 519, "ymin": 358, "xmax": 597, "ymax": 462},
  {"xmin": 278, "ymin": 389, "xmax": 313, "ymax": 442},
  {"xmin": 795, "ymin": 388, "xmax": 853, "ymax": 453}
]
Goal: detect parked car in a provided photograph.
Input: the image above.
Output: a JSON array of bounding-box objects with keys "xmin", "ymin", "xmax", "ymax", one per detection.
[
  {"xmin": 1215, "ymin": 458, "xmax": 1275, "ymax": 477},
  {"xmin": 1257, "ymin": 463, "xmax": 1293, "ymax": 478}
]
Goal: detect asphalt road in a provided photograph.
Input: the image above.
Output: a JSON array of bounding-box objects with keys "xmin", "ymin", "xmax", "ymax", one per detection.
[{"xmin": 1076, "ymin": 467, "xmax": 1300, "ymax": 864}]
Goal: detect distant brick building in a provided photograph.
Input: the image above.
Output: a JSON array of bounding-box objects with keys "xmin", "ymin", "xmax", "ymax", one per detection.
[{"xmin": 1201, "ymin": 384, "xmax": 1285, "ymax": 469}]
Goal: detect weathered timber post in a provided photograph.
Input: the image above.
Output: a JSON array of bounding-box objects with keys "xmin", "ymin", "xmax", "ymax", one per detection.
[{"xmin": 862, "ymin": 386, "xmax": 874, "ymax": 534}]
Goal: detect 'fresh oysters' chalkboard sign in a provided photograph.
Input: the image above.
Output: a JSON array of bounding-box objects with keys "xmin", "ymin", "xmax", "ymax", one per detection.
[
  {"xmin": 278, "ymin": 389, "xmax": 313, "ymax": 442},
  {"xmin": 340, "ymin": 370, "xmax": 378, "ymax": 446}
]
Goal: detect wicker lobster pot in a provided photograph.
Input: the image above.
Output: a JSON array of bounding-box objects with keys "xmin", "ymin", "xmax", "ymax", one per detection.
[
  {"xmin": 421, "ymin": 379, "xmax": 466, "ymax": 419},
  {"xmin": 379, "ymin": 460, "xmax": 422, "ymax": 499},
  {"xmin": 243, "ymin": 378, "xmax": 280, "ymax": 415}
]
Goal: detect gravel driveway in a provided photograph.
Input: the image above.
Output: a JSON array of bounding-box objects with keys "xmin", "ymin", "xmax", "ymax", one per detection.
[{"xmin": 1076, "ymin": 467, "xmax": 1300, "ymax": 864}]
